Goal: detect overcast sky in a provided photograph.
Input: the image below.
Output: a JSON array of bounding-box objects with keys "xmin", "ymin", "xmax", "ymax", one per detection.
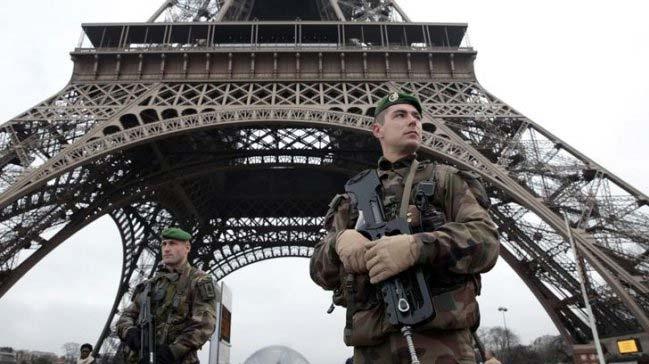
[{"xmin": 0, "ymin": 1, "xmax": 648, "ymax": 363}]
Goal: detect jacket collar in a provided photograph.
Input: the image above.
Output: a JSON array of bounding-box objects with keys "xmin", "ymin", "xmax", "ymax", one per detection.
[
  {"xmin": 377, "ymin": 154, "xmax": 417, "ymax": 177},
  {"xmin": 157, "ymin": 260, "xmax": 191, "ymax": 277}
]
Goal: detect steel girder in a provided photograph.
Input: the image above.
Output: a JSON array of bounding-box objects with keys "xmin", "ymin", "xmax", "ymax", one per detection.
[
  {"xmin": 0, "ymin": 0, "xmax": 644, "ymax": 358},
  {"xmin": 1, "ymin": 78, "xmax": 649, "ymax": 353},
  {"xmin": 148, "ymin": 0, "xmax": 408, "ymax": 22},
  {"xmin": 1, "ymin": 119, "xmax": 384, "ymax": 354}
]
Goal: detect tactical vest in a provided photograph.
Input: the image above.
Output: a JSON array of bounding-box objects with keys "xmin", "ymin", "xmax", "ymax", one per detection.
[
  {"xmin": 340, "ymin": 161, "xmax": 491, "ymax": 344},
  {"xmin": 149, "ymin": 268, "xmax": 197, "ymax": 345}
]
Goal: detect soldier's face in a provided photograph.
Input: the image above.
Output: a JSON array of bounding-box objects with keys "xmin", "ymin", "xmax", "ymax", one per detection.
[
  {"xmin": 372, "ymin": 104, "xmax": 422, "ymax": 155},
  {"xmin": 161, "ymin": 239, "xmax": 190, "ymax": 266}
]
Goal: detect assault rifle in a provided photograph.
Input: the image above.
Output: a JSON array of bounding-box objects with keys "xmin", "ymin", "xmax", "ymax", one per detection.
[
  {"xmin": 345, "ymin": 169, "xmax": 436, "ymax": 364},
  {"xmin": 138, "ymin": 282, "xmax": 156, "ymax": 364}
]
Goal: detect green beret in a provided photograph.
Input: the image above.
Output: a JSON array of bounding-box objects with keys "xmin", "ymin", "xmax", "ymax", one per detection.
[
  {"xmin": 374, "ymin": 92, "xmax": 423, "ymax": 117},
  {"xmin": 161, "ymin": 227, "xmax": 192, "ymax": 241}
]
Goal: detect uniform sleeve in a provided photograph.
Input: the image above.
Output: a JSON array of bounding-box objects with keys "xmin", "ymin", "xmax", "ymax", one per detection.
[
  {"xmin": 309, "ymin": 194, "xmax": 355, "ymax": 290},
  {"xmin": 168, "ymin": 275, "xmax": 217, "ymax": 359},
  {"xmin": 414, "ymin": 168, "xmax": 499, "ymax": 274},
  {"xmin": 115, "ymin": 285, "xmax": 142, "ymax": 340}
]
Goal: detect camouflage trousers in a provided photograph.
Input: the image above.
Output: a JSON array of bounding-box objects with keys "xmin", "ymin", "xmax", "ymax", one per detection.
[{"xmin": 353, "ymin": 328, "xmax": 476, "ymax": 364}]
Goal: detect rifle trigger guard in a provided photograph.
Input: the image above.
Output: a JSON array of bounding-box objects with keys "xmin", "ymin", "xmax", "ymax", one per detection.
[{"xmin": 398, "ymin": 298, "xmax": 410, "ymax": 313}]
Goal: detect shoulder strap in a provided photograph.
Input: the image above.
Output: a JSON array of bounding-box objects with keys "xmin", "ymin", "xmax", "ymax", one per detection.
[{"xmin": 399, "ymin": 159, "xmax": 419, "ymax": 218}]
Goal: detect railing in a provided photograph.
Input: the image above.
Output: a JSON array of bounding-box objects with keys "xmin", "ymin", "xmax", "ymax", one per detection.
[
  {"xmin": 77, "ymin": 21, "xmax": 471, "ymax": 51},
  {"xmin": 73, "ymin": 43, "xmax": 473, "ymax": 54}
]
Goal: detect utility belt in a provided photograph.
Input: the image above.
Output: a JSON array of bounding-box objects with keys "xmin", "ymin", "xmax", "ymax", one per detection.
[
  {"xmin": 341, "ymin": 271, "xmax": 481, "ymax": 347},
  {"xmin": 336, "ymin": 267, "xmax": 474, "ymax": 306}
]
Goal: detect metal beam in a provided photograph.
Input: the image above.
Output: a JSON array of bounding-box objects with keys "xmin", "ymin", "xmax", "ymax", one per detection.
[{"xmin": 149, "ymin": 0, "xmax": 176, "ymax": 22}]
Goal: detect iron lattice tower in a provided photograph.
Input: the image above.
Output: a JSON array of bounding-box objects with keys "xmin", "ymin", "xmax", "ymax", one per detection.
[{"xmin": 0, "ymin": 0, "xmax": 648, "ymax": 356}]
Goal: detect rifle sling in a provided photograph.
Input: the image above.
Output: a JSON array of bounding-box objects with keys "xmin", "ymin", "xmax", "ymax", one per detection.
[
  {"xmin": 344, "ymin": 273, "xmax": 355, "ymax": 341},
  {"xmin": 399, "ymin": 159, "xmax": 419, "ymax": 219}
]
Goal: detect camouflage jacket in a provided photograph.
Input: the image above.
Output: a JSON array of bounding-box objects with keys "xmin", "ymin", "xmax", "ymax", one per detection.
[
  {"xmin": 309, "ymin": 156, "xmax": 499, "ymax": 346},
  {"xmin": 116, "ymin": 261, "xmax": 217, "ymax": 364}
]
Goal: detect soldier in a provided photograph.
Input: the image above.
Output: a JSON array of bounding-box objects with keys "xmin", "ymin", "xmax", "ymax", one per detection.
[
  {"xmin": 116, "ymin": 227, "xmax": 217, "ymax": 364},
  {"xmin": 310, "ymin": 92, "xmax": 500, "ymax": 363}
]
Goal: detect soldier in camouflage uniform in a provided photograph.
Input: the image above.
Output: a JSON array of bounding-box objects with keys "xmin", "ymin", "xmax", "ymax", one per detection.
[
  {"xmin": 116, "ymin": 227, "xmax": 217, "ymax": 364},
  {"xmin": 310, "ymin": 93, "xmax": 500, "ymax": 363}
]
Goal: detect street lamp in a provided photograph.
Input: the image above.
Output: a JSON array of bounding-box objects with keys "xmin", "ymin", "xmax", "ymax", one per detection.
[{"xmin": 498, "ymin": 306, "xmax": 511, "ymax": 360}]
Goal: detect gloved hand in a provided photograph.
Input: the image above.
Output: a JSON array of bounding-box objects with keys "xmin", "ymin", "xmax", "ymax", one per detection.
[
  {"xmin": 124, "ymin": 327, "xmax": 141, "ymax": 351},
  {"xmin": 335, "ymin": 229, "xmax": 370, "ymax": 273},
  {"xmin": 364, "ymin": 234, "xmax": 422, "ymax": 284},
  {"xmin": 156, "ymin": 345, "xmax": 176, "ymax": 364}
]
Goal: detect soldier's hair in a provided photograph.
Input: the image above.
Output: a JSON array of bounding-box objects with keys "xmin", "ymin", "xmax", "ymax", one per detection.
[
  {"xmin": 80, "ymin": 344, "xmax": 92, "ymax": 352},
  {"xmin": 374, "ymin": 110, "xmax": 387, "ymax": 125}
]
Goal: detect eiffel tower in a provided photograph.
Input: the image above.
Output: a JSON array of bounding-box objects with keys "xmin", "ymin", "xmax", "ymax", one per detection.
[{"xmin": 0, "ymin": 0, "xmax": 648, "ymax": 358}]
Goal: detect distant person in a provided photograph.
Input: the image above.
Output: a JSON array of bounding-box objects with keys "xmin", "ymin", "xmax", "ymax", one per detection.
[
  {"xmin": 77, "ymin": 344, "xmax": 94, "ymax": 364},
  {"xmin": 484, "ymin": 350, "xmax": 501, "ymax": 364}
]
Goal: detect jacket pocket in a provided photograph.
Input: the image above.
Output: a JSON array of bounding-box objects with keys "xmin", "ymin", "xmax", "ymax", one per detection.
[
  {"xmin": 416, "ymin": 280, "xmax": 479, "ymax": 331},
  {"xmin": 344, "ymin": 306, "xmax": 398, "ymax": 347}
]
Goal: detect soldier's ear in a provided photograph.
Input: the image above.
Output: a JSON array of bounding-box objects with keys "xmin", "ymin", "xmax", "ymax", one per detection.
[{"xmin": 371, "ymin": 122, "xmax": 383, "ymax": 139}]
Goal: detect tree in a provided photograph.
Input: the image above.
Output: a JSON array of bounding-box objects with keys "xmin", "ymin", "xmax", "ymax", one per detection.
[
  {"xmin": 508, "ymin": 344, "xmax": 544, "ymax": 364},
  {"xmin": 61, "ymin": 343, "xmax": 80, "ymax": 364},
  {"xmin": 476, "ymin": 329, "xmax": 572, "ymax": 364},
  {"xmin": 530, "ymin": 335, "xmax": 571, "ymax": 363},
  {"xmin": 476, "ymin": 326, "xmax": 523, "ymax": 364},
  {"xmin": 477, "ymin": 326, "xmax": 520, "ymax": 354}
]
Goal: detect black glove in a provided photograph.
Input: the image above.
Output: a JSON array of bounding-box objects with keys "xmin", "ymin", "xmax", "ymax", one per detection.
[
  {"xmin": 124, "ymin": 327, "xmax": 141, "ymax": 351},
  {"xmin": 156, "ymin": 345, "xmax": 176, "ymax": 364}
]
